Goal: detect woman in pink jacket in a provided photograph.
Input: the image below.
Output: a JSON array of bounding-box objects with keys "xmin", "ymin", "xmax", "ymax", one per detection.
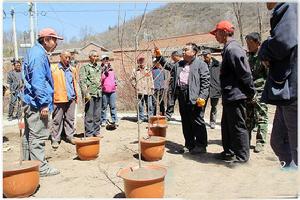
[{"xmin": 100, "ymin": 55, "xmax": 118, "ymax": 127}]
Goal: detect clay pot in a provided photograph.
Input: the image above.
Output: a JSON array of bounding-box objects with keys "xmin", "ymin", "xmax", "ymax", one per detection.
[
  {"xmin": 3, "ymin": 160, "xmax": 40, "ymax": 198},
  {"xmin": 148, "ymin": 125, "xmax": 167, "ymax": 137},
  {"xmin": 149, "ymin": 115, "xmax": 167, "ymax": 127},
  {"xmin": 117, "ymin": 165, "xmax": 167, "ymax": 198},
  {"xmin": 74, "ymin": 137, "xmax": 100, "ymax": 160},
  {"xmin": 141, "ymin": 136, "xmax": 166, "ymax": 161}
]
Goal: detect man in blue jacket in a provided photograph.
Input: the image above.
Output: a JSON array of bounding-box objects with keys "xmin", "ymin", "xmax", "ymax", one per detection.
[
  {"xmin": 22, "ymin": 28, "xmax": 63, "ymax": 177},
  {"xmin": 258, "ymin": 3, "xmax": 298, "ymax": 168},
  {"xmin": 210, "ymin": 21, "xmax": 256, "ymax": 167}
]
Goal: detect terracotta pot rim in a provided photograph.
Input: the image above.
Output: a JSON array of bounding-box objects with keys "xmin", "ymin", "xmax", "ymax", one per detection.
[
  {"xmin": 3, "ymin": 160, "xmax": 40, "ymax": 173},
  {"xmin": 150, "ymin": 115, "xmax": 166, "ymax": 120},
  {"xmin": 141, "ymin": 136, "xmax": 165, "ymax": 144},
  {"xmin": 117, "ymin": 165, "xmax": 167, "ymax": 182},
  {"xmin": 149, "ymin": 124, "xmax": 168, "ymax": 128},
  {"xmin": 74, "ymin": 137, "xmax": 100, "ymax": 144}
]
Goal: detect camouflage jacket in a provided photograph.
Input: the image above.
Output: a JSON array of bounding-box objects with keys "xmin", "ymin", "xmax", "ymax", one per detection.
[
  {"xmin": 79, "ymin": 63, "xmax": 102, "ymax": 98},
  {"xmin": 248, "ymin": 52, "xmax": 268, "ymax": 94}
]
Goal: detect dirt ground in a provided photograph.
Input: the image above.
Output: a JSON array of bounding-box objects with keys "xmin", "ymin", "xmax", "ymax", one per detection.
[{"xmin": 2, "ymin": 104, "xmax": 300, "ymax": 199}]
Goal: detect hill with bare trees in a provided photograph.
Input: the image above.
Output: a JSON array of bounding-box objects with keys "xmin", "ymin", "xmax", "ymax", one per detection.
[{"xmin": 3, "ymin": 2, "xmax": 271, "ymax": 57}]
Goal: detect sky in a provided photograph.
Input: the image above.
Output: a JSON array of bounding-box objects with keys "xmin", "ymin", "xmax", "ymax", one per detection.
[{"xmin": 3, "ymin": 2, "xmax": 166, "ymax": 42}]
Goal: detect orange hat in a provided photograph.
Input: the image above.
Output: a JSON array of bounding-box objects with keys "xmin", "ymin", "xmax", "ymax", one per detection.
[
  {"xmin": 38, "ymin": 28, "xmax": 63, "ymax": 40},
  {"xmin": 210, "ymin": 20, "xmax": 234, "ymax": 35}
]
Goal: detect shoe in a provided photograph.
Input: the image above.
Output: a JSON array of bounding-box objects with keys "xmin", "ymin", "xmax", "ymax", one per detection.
[
  {"xmin": 40, "ymin": 167, "xmax": 60, "ymax": 177},
  {"xmin": 178, "ymin": 147, "xmax": 190, "ymax": 154},
  {"xmin": 190, "ymin": 146, "xmax": 207, "ymax": 155},
  {"xmin": 226, "ymin": 159, "xmax": 248, "ymax": 169},
  {"xmin": 94, "ymin": 134, "xmax": 104, "ymax": 138},
  {"xmin": 254, "ymin": 143, "xmax": 264, "ymax": 153},
  {"xmin": 101, "ymin": 123, "xmax": 106, "ymax": 127},
  {"xmin": 7, "ymin": 117, "xmax": 13, "ymax": 121},
  {"xmin": 51, "ymin": 141, "xmax": 59, "ymax": 149},
  {"xmin": 210, "ymin": 122, "xmax": 216, "ymax": 129},
  {"xmin": 215, "ymin": 151, "xmax": 235, "ymax": 161}
]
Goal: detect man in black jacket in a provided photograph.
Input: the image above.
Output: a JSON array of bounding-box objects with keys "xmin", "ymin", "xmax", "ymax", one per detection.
[
  {"xmin": 258, "ymin": 3, "xmax": 298, "ymax": 168},
  {"xmin": 201, "ymin": 49, "xmax": 221, "ymax": 129},
  {"xmin": 156, "ymin": 43, "xmax": 210, "ymax": 154},
  {"xmin": 210, "ymin": 20, "xmax": 256, "ymax": 166},
  {"xmin": 163, "ymin": 50, "xmax": 183, "ymax": 120}
]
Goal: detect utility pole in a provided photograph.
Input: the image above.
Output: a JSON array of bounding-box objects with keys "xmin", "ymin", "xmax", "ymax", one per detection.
[
  {"xmin": 10, "ymin": 8, "xmax": 19, "ymax": 59},
  {"xmin": 34, "ymin": 2, "xmax": 38, "ymax": 40},
  {"xmin": 28, "ymin": 2, "xmax": 35, "ymax": 47}
]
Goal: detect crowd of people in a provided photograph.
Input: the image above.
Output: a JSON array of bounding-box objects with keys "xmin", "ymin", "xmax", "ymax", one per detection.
[{"xmin": 5, "ymin": 2, "xmax": 297, "ymax": 176}]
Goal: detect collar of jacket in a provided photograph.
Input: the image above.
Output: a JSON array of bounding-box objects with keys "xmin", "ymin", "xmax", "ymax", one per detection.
[
  {"xmin": 185, "ymin": 56, "xmax": 196, "ymax": 65},
  {"xmin": 58, "ymin": 62, "xmax": 71, "ymax": 71},
  {"xmin": 36, "ymin": 43, "xmax": 47, "ymax": 54},
  {"xmin": 88, "ymin": 62, "xmax": 98, "ymax": 68},
  {"xmin": 273, "ymin": 3, "xmax": 285, "ymax": 16}
]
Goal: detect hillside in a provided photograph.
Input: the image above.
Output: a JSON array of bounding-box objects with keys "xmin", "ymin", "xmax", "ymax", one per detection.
[
  {"xmin": 3, "ymin": 3, "xmax": 271, "ymax": 57},
  {"xmin": 77, "ymin": 2, "xmax": 271, "ymax": 50}
]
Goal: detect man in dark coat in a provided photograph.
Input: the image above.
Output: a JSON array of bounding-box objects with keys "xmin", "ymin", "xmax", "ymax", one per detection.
[
  {"xmin": 155, "ymin": 43, "xmax": 210, "ymax": 154},
  {"xmin": 258, "ymin": 3, "xmax": 298, "ymax": 168},
  {"xmin": 201, "ymin": 49, "xmax": 221, "ymax": 129},
  {"xmin": 164, "ymin": 50, "xmax": 183, "ymax": 120},
  {"xmin": 7, "ymin": 59, "xmax": 22, "ymax": 121},
  {"xmin": 210, "ymin": 20, "xmax": 256, "ymax": 167}
]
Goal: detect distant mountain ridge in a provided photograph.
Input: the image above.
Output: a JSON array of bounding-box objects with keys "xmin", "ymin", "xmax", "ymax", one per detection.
[{"xmin": 71, "ymin": 2, "xmax": 270, "ymax": 50}]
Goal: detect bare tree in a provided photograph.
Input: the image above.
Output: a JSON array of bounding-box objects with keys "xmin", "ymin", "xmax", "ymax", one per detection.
[
  {"xmin": 232, "ymin": 3, "xmax": 244, "ymax": 46},
  {"xmin": 256, "ymin": 3, "xmax": 263, "ymax": 37}
]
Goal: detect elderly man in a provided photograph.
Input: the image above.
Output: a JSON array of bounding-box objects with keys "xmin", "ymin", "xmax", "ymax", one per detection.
[
  {"xmin": 154, "ymin": 44, "xmax": 209, "ymax": 154},
  {"xmin": 7, "ymin": 59, "xmax": 22, "ymax": 121},
  {"xmin": 210, "ymin": 21, "xmax": 256, "ymax": 167},
  {"xmin": 244, "ymin": 32, "xmax": 268, "ymax": 153},
  {"xmin": 258, "ymin": 3, "xmax": 298, "ymax": 168},
  {"xmin": 79, "ymin": 50, "xmax": 103, "ymax": 137},
  {"xmin": 201, "ymin": 49, "xmax": 221, "ymax": 129},
  {"xmin": 130, "ymin": 56, "xmax": 154, "ymax": 123},
  {"xmin": 51, "ymin": 50, "xmax": 78, "ymax": 149},
  {"xmin": 22, "ymin": 27, "xmax": 63, "ymax": 177}
]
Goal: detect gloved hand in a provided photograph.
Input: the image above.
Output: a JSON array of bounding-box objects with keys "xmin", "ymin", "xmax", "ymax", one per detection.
[
  {"xmin": 85, "ymin": 94, "xmax": 91, "ymax": 102},
  {"xmin": 196, "ymin": 98, "xmax": 206, "ymax": 107},
  {"xmin": 154, "ymin": 47, "xmax": 162, "ymax": 57},
  {"xmin": 247, "ymin": 92, "xmax": 257, "ymax": 104}
]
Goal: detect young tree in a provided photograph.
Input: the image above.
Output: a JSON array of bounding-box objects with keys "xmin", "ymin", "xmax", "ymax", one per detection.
[{"xmin": 232, "ymin": 3, "xmax": 244, "ymax": 46}]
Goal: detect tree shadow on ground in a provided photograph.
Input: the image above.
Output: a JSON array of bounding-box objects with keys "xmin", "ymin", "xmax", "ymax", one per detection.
[
  {"xmin": 165, "ymin": 140, "xmax": 185, "ymax": 155},
  {"xmin": 120, "ymin": 116, "xmax": 138, "ymax": 123},
  {"xmin": 165, "ymin": 140, "xmax": 228, "ymax": 167},
  {"xmin": 113, "ymin": 192, "xmax": 125, "ymax": 198},
  {"xmin": 133, "ymin": 153, "xmax": 147, "ymax": 161},
  {"xmin": 182, "ymin": 152, "xmax": 228, "ymax": 166}
]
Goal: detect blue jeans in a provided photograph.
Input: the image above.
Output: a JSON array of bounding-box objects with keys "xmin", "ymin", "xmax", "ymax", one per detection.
[
  {"xmin": 101, "ymin": 92, "xmax": 118, "ymax": 123},
  {"xmin": 138, "ymin": 94, "xmax": 153, "ymax": 121}
]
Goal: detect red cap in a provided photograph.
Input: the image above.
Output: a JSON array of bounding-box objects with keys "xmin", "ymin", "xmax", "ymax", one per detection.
[
  {"xmin": 38, "ymin": 28, "xmax": 63, "ymax": 40},
  {"xmin": 210, "ymin": 20, "xmax": 234, "ymax": 35}
]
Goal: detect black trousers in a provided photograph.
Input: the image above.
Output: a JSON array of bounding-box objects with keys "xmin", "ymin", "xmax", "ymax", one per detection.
[
  {"xmin": 165, "ymin": 87, "xmax": 177, "ymax": 119},
  {"xmin": 84, "ymin": 96, "xmax": 102, "ymax": 136},
  {"xmin": 177, "ymin": 86, "xmax": 207, "ymax": 150},
  {"xmin": 221, "ymin": 100, "xmax": 250, "ymax": 162}
]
